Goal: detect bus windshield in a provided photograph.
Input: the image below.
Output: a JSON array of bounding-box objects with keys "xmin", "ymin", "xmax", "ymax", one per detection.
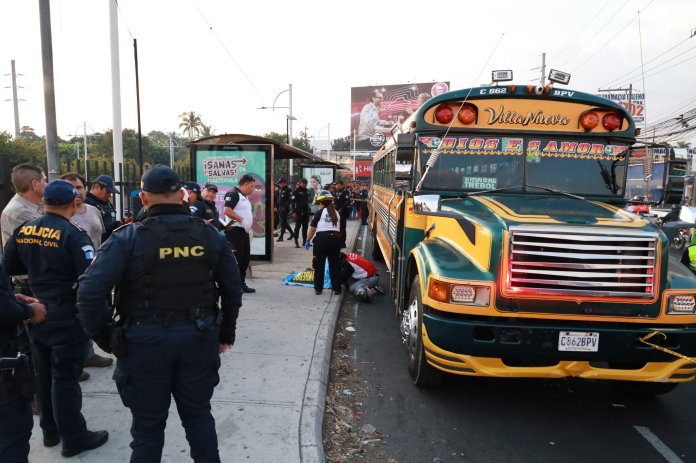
[{"xmin": 418, "ymin": 136, "xmax": 628, "ymax": 197}]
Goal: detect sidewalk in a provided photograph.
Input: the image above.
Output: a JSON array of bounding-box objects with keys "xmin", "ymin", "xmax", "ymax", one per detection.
[{"xmin": 27, "ymin": 219, "xmax": 365, "ymax": 462}]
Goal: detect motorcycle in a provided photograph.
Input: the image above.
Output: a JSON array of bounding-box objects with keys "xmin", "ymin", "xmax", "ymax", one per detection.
[{"xmin": 672, "ymin": 227, "xmax": 690, "ymax": 249}]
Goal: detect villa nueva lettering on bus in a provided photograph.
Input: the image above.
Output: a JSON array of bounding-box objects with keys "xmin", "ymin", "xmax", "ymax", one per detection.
[{"xmin": 485, "ymin": 105, "xmax": 571, "ymax": 127}]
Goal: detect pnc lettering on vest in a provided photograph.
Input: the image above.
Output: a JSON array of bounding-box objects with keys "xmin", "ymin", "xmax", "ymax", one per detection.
[{"xmin": 158, "ymin": 246, "xmax": 205, "ymax": 259}]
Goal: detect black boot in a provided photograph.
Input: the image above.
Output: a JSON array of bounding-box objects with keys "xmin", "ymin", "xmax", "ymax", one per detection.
[{"xmin": 277, "ymin": 235, "xmax": 284, "ymax": 242}]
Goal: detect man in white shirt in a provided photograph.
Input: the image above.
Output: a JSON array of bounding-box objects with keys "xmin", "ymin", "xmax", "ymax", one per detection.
[
  {"xmin": 60, "ymin": 173, "xmax": 106, "ymax": 249},
  {"xmin": 1, "ymin": 164, "xmax": 46, "ymax": 250},
  {"xmin": 59, "ymin": 172, "xmax": 112, "ymax": 370}
]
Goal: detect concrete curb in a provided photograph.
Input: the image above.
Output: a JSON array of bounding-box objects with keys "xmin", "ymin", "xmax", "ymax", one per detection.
[{"xmin": 299, "ymin": 225, "xmax": 363, "ymax": 463}]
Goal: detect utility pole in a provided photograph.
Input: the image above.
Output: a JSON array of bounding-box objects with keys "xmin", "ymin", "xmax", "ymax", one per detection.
[
  {"xmin": 8, "ymin": 60, "xmax": 22, "ymax": 138},
  {"xmin": 38, "ymin": 0, "xmax": 59, "ymax": 180},
  {"xmin": 540, "ymin": 53, "xmax": 546, "ymax": 86}
]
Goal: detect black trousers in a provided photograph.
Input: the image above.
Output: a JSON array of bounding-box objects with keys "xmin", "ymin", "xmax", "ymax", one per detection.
[
  {"xmin": 293, "ymin": 212, "xmax": 309, "ymax": 244},
  {"xmin": 278, "ymin": 208, "xmax": 294, "ymax": 239},
  {"xmin": 360, "ymin": 202, "xmax": 369, "ymax": 224},
  {"xmin": 0, "ymin": 396, "xmax": 32, "ymax": 463},
  {"xmin": 226, "ymin": 227, "xmax": 250, "ymax": 284},
  {"xmin": 312, "ymin": 232, "xmax": 342, "ymax": 292},
  {"xmin": 338, "ymin": 209, "xmax": 349, "ymax": 246}
]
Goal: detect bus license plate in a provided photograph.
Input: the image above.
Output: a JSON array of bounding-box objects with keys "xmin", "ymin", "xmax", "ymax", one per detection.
[{"xmin": 558, "ymin": 331, "xmax": 599, "ymax": 352}]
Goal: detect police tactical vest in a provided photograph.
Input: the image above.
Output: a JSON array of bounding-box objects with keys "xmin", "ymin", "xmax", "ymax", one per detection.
[{"xmin": 119, "ymin": 216, "xmax": 219, "ymax": 316}]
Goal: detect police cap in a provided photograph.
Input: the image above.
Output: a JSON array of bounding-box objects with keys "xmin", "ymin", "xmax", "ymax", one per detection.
[
  {"xmin": 43, "ymin": 179, "xmax": 80, "ymax": 206},
  {"xmin": 141, "ymin": 165, "xmax": 182, "ymax": 193},
  {"xmin": 93, "ymin": 174, "xmax": 120, "ymax": 194},
  {"xmin": 183, "ymin": 181, "xmax": 201, "ymax": 195},
  {"xmin": 278, "ymin": 178, "xmax": 287, "ymax": 184},
  {"xmin": 335, "ymin": 179, "xmax": 344, "ymax": 185},
  {"xmin": 204, "ymin": 183, "xmax": 218, "ymax": 192}
]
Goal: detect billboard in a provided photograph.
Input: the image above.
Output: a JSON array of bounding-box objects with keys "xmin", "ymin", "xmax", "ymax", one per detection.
[
  {"xmin": 597, "ymin": 90, "xmax": 646, "ymax": 124},
  {"xmin": 351, "ymin": 81, "xmax": 450, "ymax": 151},
  {"xmin": 301, "ymin": 164, "xmax": 336, "ymax": 213},
  {"xmin": 191, "ymin": 144, "xmax": 273, "ymax": 260},
  {"xmin": 354, "ymin": 160, "xmax": 373, "ymax": 178}
]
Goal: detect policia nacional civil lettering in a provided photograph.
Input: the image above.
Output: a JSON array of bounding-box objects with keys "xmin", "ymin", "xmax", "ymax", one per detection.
[
  {"xmin": 77, "ymin": 165, "xmax": 243, "ymax": 463},
  {"xmin": 0, "ymin": 262, "xmax": 46, "ymax": 463}
]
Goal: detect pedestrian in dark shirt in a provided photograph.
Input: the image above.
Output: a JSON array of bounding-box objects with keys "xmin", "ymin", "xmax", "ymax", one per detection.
[
  {"xmin": 84, "ymin": 174, "xmax": 121, "ymax": 242},
  {"xmin": 276, "ymin": 178, "xmax": 295, "ymax": 241},
  {"xmin": 292, "ymin": 178, "xmax": 311, "ymax": 248},
  {"xmin": 2, "ymin": 180, "xmax": 108, "ymax": 458},
  {"xmin": 201, "ymin": 183, "xmax": 224, "ymax": 230},
  {"xmin": 334, "ymin": 180, "xmax": 350, "ymax": 248}
]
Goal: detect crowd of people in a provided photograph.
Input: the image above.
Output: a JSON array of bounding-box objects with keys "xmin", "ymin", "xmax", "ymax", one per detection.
[{"xmin": 0, "ymin": 162, "xmax": 379, "ymax": 462}]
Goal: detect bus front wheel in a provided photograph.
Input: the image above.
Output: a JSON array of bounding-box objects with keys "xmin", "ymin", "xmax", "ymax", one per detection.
[{"xmin": 405, "ymin": 277, "xmax": 444, "ymax": 387}]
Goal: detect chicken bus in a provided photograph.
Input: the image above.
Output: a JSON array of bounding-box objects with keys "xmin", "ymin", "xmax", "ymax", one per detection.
[{"xmin": 369, "ymin": 84, "xmax": 696, "ymax": 394}]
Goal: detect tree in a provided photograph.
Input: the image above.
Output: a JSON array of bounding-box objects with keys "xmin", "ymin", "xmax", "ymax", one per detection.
[
  {"xmin": 332, "ymin": 136, "xmax": 351, "ymax": 151},
  {"xmin": 677, "ymin": 141, "xmax": 692, "ymax": 149},
  {"xmin": 292, "ymin": 130, "xmax": 312, "ymax": 152},
  {"xmin": 200, "ymin": 124, "xmax": 215, "ymax": 137},
  {"xmin": 179, "ymin": 111, "xmax": 204, "ymax": 139}
]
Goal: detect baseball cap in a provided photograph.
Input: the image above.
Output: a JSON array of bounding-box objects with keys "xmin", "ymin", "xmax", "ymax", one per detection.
[
  {"xmin": 204, "ymin": 183, "xmax": 218, "ymax": 191},
  {"xmin": 183, "ymin": 181, "xmax": 201, "ymax": 195},
  {"xmin": 141, "ymin": 165, "xmax": 182, "ymax": 193},
  {"xmin": 278, "ymin": 177, "xmax": 287, "ymax": 183},
  {"xmin": 43, "ymin": 179, "xmax": 80, "ymax": 206},
  {"xmin": 300, "ymin": 178, "xmax": 308, "ymax": 183},
  {"xmin": 335, "ymin": 179, "xmax": 344, "ymax": 185},
  {"xmin": 93, "ymin": 174, "xmax": 120, "ymax": 194}
]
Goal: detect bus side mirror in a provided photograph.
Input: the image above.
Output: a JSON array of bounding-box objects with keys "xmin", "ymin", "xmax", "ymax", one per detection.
[
  {"xmin": 413, "ymin": 194, "xmax": 440, "ymax": 212},
  {"xmin": 396, "ymin": 133, "xmax": 415, "ymax": 162}
]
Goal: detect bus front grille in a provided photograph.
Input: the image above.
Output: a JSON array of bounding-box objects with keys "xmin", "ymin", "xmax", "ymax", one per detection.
[{"xmin": 507, "ymin": 226, "xmax": 659, "ymax": 298}]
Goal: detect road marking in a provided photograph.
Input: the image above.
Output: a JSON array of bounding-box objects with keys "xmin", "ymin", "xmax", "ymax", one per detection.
[{"xmin": 633, "ymin": 426, "xmax": 684, "ymax": 463}]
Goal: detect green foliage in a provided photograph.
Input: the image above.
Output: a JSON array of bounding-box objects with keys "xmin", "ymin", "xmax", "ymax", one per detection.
[
  {"xmin": 332, "ymin": 136, "xmax": 351, "ymax": 151},
  {"xmin": 179, "ymin": 111, "xmax": 204, "ymax": 139}
]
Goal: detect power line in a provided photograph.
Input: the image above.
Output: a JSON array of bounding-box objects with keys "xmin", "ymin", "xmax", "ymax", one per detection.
[
  {"xmin": 553, "ymin": 0, "xmax": 613, "ymax": 64},
  {"xmin": 190, "ymin": 0, "xmax": 264, "ymax": 100}
]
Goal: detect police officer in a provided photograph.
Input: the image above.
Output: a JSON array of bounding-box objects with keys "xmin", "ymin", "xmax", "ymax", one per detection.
[
  {"xmin": 305, "ymin": 191, "xmax": 342, "ymax": 296},
  {"xmin": 224, "ymin": 174, "xmax": 256, "ymax": 293},
  {"xmin": 201, "ymin": 183, "xmax": 224, "ymax": 231},
  {"xmin": 292, "ymin": 178, "xmax": 311, "ymax": 248},
  {"xmin": 85, "ymin": 174, "xmax": 121, "ymax": 242},
  {"xmin": 184, "ymin": 182, "xmax": 209, "ymax": 221},
  {"xmin": 1, "ymin": 179, "xmax": 108, "ymax": 458},
  {"xmin": 0, "ymin": 262, "xmax": 46, "ymax": 463},
  {"xmin": 276, "ymin": 178, "xmax": 295, "ymax": 242},
  {"xmin": 334, "ymin": 180, "xmax": 350, "ymax": 248},
  {"xmin": 77, "ymin": 165, "xmax": 243, "ymax": 463}
]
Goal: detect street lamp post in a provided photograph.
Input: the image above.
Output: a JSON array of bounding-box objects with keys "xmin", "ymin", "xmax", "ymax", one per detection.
[
  {"xmin": 317, "ymin": 123, "xmax": 331, "ymax": 162},
  {"xmin": 169, "ymin": 137, "xmax": 179, "ymax": 168},
  {"xmin": 258, "ymin": 83, "xmax": 295, "ymax": 178},
  {"xmin": 70, "ymin": 122, "xmax": 94, "ymax": 180}
]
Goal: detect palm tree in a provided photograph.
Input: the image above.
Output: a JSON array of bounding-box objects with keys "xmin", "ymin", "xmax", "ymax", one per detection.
[
  {"xmin": 178, "ymin": 111, "xmax": 204, "ymax": 140},
  {"xmin": 200, "ymin": 124, "xmax": 215, "ymax": 137}
]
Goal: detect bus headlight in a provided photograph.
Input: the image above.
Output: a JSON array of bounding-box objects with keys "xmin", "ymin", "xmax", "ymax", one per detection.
[
  {"xmin": 667, "ymin": 295, "xmax": 696, "ymax": 314},
  {"xmin": 428, "ymin": 279, "xmax": 491, "ymax": 307}
]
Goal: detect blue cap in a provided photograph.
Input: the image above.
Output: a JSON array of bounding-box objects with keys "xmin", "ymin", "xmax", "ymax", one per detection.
[
  {"xmin": 93, "ymin": 174, "xmax": 120, "ymax": 194},
  {"xmin": 183, "ymin": 181, "xmax": 201, "ymax": 195},
  {"xmin": 43, "ymin": 179, "xmax": 80, "ymax": 206},
  {"xmin": 141, "ymin": 165, "xmax": 182, "ymax": 193},
  {"xmin": 203, "ymin": 183, "xmax": 218, "ymax": 191}
]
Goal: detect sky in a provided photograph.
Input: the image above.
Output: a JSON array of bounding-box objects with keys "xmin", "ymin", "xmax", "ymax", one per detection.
[{"xmin": 1, "ymin": 0, "xmax": 695, "ymax": 149}]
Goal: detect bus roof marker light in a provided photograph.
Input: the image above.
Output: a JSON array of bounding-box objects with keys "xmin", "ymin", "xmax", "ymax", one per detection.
[
  {"xmin": 491, "ymin": 70, "xmax": 513, "ymax": 83},
  {"xmin": 548, "ymin": 69, "xmax": 571, "ymax": 85}
]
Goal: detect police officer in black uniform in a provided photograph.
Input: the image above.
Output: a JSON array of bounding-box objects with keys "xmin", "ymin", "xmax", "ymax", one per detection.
[
  {"xmin": 292, "ymin": 178, "xmax": 311, "ymax": 248},
  {"xmin": 201, "ymin": 183, "xmax": 224, "ymax": 231},
  {"xmin": 77, "ymin": 165, "xmax": 243, "ymax": 463},
  {"xmin": 184, "ymin": 182, "xmax": 208, "ymax": 221},
  {"xmin": 276, "ymin": 178, "xmax": 294, "ymax": 242},
  {"xmin": 85, "ymin": 174, "xmax": 121, "ymax": 242},
  {"xmin": 334, "ymin": 180, "xmax": 350, "ymax": 248},
  {"xmin": 2, "ymin": 179, "xmax": 109, "ymax": 458},
  {"xmin": 0, "ymin": 262, "xmax": 46, "ymax": 463}
]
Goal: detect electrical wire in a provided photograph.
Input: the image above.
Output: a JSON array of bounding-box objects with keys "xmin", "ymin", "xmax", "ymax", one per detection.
[
  {"xmin": 190, "ymin": 0, "xmax": 264, "ymax": 100},
  {"xmin": 556, "ymin": 0, "xmax": 620, "ymax": 68}
]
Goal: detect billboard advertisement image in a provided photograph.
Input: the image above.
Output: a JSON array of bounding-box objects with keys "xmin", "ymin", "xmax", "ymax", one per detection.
[
  {"xmin": 301, "ymin": 164, "xmax": 336, "ymax": 213},
  {"xmin": 351, "ymin": 81, "xmax": 450, "ymax": 151}
]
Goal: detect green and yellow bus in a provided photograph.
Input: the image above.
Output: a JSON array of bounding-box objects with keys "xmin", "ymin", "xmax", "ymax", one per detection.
[{"xmin": 370, "ymin": 84, "xmax": 696, "ymax": 393}]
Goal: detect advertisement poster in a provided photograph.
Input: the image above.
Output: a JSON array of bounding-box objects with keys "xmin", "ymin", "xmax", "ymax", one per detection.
[
  {"xmin": 351, "ymin": 81, "xmax": 450, "ymax": 151},
  {"xmin": 192, "ymin": 144, "xmax": 272, "ymax": 260},
  {"xmin": 354, "ymin": 160, "xmax": 373, "ymax": 178},
  {"xmin": 597, "ymin": 90, "xmax": 646, "ymax": 123},
  {"xmin": 301, "ymin": 165, "xmax": 336, "ymax": 212}
]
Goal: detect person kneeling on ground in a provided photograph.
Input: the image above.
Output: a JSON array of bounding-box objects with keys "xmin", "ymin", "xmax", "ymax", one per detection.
[{"xmin": 338, "ymin": 252, "xmax": 384, "ymax": 302}]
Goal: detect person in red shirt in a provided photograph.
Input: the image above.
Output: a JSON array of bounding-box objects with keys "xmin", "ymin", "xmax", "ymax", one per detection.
[{"xmin": 338, "ymin": 252, "xmax": 383, "ymax": 302}]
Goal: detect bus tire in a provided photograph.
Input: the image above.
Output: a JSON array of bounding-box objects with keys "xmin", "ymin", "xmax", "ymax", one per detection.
[
  {"xmin": 371, "ymin": 228, "xmax": 384, "ymax": 262},
  {"xmin": 406, "ymin": 277, "xmax": 444, "ymax": 387},
  {"xmin": 618, "ymin": 381, "xmax": 679, "ymax": 396}
]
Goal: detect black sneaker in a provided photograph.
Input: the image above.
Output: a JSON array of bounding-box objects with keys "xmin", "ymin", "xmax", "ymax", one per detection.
[
  {"xmin": 315, "ymin": 289, "xmax": 322, "ymax": 295},
  {"xmin": 242, "ymin": 285, "xmax": 256, "ymax": 293},
  {"xmin": 295, "ymin": 241, "xmax": 300, "ymax": 248},
  {"xmin": 276, "ymin": 236, "xmax": 284, "ymax": 242},
  {"xmin": 61, "ymin": 430, "xmax": 109, "ymax": 458},
  {"xmin": 43, "ymin": 432, "xmax": 60, "ymax": 448}
]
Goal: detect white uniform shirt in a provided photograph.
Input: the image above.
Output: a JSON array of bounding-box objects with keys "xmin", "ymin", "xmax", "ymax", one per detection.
[{"xmin": 312, "ymin": 208, "xmax": 340, "ymax": 233}]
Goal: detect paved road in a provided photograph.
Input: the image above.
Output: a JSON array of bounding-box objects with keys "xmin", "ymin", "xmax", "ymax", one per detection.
[{"xmin": 345, "ymin": 229, "xmax": 696, "ymax": 463}]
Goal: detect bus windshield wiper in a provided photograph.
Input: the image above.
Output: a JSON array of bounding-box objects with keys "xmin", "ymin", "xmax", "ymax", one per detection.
[
  {"xmin": 525, "ymin": 184, "xmax": 586, "ymax": 200},
  {"xmin": 465, "ymin": 186, "xmax": 522, "ymax": 196}
]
